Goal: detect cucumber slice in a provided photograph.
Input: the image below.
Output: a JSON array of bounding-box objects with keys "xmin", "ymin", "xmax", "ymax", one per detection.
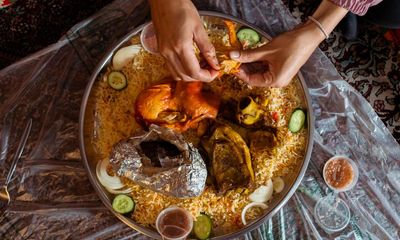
[
  {"xmin": 108, "ymin": 71, "xmax": 127, "ymax": 90},
  {"xmin": 193, "ymin": 213, "xmax": 212, "ymax": 240},
  {"xmin": 237, "ymin": 28, "xmax": 260, "ymax": 47},
  {"xmin": 112, "ymin": 194, "xmax": 135, "ymax": 214},
  {"xmin": 288, "ymin": 109, "xmax": 306, "ymax": 133}
]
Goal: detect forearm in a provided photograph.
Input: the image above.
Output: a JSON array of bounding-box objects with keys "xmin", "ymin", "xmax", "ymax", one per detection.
[
  {"xmin": 299, "ymin": 0, "xmax": 348, "ymax": 42},
  {"xmin": 149, "ymin": 0, "xmax": 192, "ymax": 12}
]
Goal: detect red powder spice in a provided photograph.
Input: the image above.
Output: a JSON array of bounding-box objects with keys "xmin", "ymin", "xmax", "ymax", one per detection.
[{"xmin": 324, "ymin": 158, "xmax": 354, "ymax": 189}]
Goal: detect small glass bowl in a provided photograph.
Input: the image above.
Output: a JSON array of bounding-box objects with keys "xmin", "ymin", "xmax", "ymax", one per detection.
[
  {"xmin": 323, "ymin": 155, "xmax": 359, "ymax": 192},
  {"xmin": 156, "ymin": 206, "xmax": 193, "ymax": 240},
  {"xmin": 140, "ymin": 22, "xmax": 159, "ymax": 54}
]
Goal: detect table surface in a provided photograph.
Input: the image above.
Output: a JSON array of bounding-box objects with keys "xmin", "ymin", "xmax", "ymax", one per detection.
[{"xmin": 0, "ymin": 0, "xmax": 399, "ymax": 239}]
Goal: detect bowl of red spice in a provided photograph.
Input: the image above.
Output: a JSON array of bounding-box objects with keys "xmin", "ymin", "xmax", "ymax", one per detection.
[{"xmin": 323, "ymin": 155, "xmax": 359, "ymax": 192}]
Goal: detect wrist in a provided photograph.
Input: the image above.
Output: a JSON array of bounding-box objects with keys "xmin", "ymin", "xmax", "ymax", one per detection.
[
  {"xmin": 310, "ymin": 0, "xmax": 348, "ymax": 36},
  {"xmin": 296, "ymin": 21, "xmax": 327, "ymax": 44}
]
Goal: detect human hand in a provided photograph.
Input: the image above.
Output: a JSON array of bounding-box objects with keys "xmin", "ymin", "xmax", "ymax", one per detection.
[
  {"xmin": 149, "ymin": 0, "xmax": 220, "ymax": 82},
  {"xmin": 229, "ymin": 0, "xmax": 348, "ymax": 88},
  {"xmin": 229, "ymin": 24, "xmax": 325, "ymax": 88}
]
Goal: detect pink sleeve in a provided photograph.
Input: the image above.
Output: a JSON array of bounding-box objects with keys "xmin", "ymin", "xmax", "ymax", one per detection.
[{"xmin": 329, "ymin": 0, "xmax": 383, "ymax": 15}]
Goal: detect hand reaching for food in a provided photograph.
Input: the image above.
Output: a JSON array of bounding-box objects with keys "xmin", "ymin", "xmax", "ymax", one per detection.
[
  {"xmin": 229, "ymin": 24, "xmax": 323, "ymax": 88},
  {"xmin": 230, "ymin": 0, "xmax": 347, "ymax": 88},
  {"xmin": 149, "ymin": 0, "xmax": 220, "ymax": 82}
]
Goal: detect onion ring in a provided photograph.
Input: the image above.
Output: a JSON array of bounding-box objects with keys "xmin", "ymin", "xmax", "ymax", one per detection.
[{"xmin": 241, "ymin": 202, "xmax": 268, "ymax": 225}]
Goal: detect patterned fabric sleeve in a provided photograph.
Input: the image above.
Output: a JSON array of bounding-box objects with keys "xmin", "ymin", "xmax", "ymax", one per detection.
[{"xmin": 329, "ymin": 0, "xmax": 383, "ymax": 15}]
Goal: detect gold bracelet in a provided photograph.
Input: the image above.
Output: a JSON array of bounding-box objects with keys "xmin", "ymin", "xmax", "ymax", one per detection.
[{"xmin": 308, "ymin": 16, "xmax": 329, "ymax": 39}]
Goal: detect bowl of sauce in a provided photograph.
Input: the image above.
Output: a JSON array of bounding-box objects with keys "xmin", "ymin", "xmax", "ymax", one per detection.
[
  {"xmin": 323, "ymin": 156, "xmax": 359, "ymax": 192},
  {"xmin": 156, "ymin": 206, "xmax": 193, "ymax": 240}
]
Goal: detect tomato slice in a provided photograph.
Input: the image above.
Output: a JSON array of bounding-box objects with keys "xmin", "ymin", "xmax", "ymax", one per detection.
[{"xmin": 272, "ymin": 111, "xmax": 279, "ymax": 122}]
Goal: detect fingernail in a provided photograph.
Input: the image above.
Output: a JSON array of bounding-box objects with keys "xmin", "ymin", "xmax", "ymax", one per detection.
[
  {"xmin": 213, "ymin": 58, "xmax": 220, "ymax": 68},
  {"xmin": 230, "ymin": 50, "xmax": 240, "ymax": 59}
]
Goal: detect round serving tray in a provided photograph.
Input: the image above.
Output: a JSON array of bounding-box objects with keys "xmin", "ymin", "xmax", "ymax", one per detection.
[{"xmin": 79, "ymin": 11, "xmax": 314, "ymax": 239}]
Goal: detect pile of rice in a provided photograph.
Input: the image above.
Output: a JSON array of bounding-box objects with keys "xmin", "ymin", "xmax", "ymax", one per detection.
[{"xmin": 93, "ymin": 32, "xmax": 307, "ymax": 235}]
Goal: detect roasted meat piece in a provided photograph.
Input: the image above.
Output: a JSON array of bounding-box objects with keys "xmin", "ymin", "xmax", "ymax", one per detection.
[
  {"xmin": 203, "ymin": 124, "xmax": 254, "ymax": 194},
  {"xmin": 135, "ymin": 80, "xmax": 220, "ymax": 132},
  {"xmin": 248, "ymin": 130, "xmax": 276, "ymax": 152},
  {"xmin": 217, "ymin": 54, "xmax": 241, "ymax": 77}
]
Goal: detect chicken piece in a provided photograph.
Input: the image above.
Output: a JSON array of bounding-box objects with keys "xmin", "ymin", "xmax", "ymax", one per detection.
[
  {"xmin": 194, "ymin": 23, "xmax": 241, "ymax": 77},
  {"xmin": 135, "ymin": 83, "xmax": 184, "ymax": 128},
  {"xmin": 195, "ymin": 48, "xmax": 241, "ymax": 77},
  {"xmin": 217, "ymin": 53, "xmax": 241, "ymax": 77},
  {"xmin": 177, "ymin": 81, "xmax": 219, "ymax": 125},
  {"xmin": 135, "ymin": 80, "xmax": 220, "ymax": 132}
]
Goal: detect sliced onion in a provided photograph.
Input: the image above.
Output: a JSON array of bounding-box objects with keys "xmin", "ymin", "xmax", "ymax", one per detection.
[
  {"xmin": 241, "ymin": 202, "xmax": 268, "ymax": 225},
  {"xmin": 96, "ymin": 158, "xmax": 124, "ymax": 190},
  {"xmin": 273, "ymin": 177, "xmax": 285, "ymax": 193},
  {"xmin": 249, "ymin": 179, "xmax": 273, "ymax": 203},
  {"xmin": 112, "ymin": 45, "xmax": 141, "ymax": 70},
  {"xmin": 105, "ymin": 186, "xmax": 133, "ymax": 194}
]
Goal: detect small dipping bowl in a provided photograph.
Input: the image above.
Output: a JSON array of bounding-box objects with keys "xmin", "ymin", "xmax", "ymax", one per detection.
[
  {"xmin": 323, "ymin": 155, "xmax": 359, "ymax": 192},
  {"xmin": 314, "ymin": 195, "xmax": 351, "ymax": 233},
  {"xmin": 140, "ymin": 22, "xmax": 159, "ymax": 54},
  {"xmin": 156, "ymin": 206, "xmax": 193, "ymax": 240}
]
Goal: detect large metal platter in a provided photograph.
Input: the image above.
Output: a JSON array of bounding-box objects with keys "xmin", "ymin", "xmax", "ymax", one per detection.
[{"xmin": 79, "ymin": 11, "xmax": 314, "ymax": 239}]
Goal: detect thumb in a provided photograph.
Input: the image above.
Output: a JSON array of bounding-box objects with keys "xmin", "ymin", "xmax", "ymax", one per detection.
[{"xmin": 229, "ymin": 48, "xmax": 267, "ymax": 63}]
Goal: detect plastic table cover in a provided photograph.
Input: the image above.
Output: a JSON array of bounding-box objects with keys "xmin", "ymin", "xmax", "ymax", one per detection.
[{"xmin": 0, "ymin": 0, "xmax": 399, "ymax": 239}]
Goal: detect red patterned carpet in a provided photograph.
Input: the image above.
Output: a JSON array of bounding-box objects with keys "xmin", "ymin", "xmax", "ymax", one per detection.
[
  {"xmin": 1, "ymin": 0, "xmax": 399, "ymax": 143},
  {"xmin": 287, "ymin": 0, "xmax": 400, "ymax": 143}
]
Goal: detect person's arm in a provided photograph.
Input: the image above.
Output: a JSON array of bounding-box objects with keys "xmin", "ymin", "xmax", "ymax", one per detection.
[
  {"xmin": 149, "ymin": 0, "xmax": 220, "ymax": 82},
  {"xmin": 230, "ymin": 0, "xmax": 348, "ymax": 87},
  {"xmin": 310, "ymin": 0, "xmax": 349, "ymax": 37}
]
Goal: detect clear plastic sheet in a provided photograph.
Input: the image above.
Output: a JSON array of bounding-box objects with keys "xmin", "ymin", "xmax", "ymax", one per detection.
[{"xmin": 0, "ymin": 0, "xmax": 399, "ymax": 239}]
